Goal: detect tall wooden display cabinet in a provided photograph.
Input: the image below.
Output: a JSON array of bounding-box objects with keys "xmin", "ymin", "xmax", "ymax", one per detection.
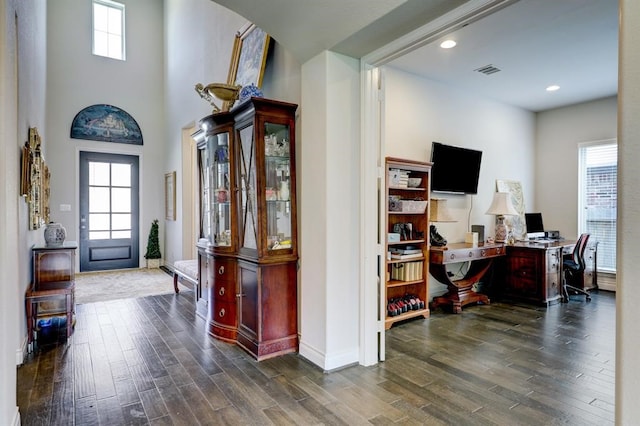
[{"xmin": 194, "ymin": 97, "xmax": 298, "ymax": 360}]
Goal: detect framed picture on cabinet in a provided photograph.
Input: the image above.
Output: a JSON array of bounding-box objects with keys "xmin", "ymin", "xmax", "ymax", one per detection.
[
  {"xmin": 226, "ymin": 23, "xmax": 271, "ymax": 91},
  {"xmin": 165, "ymin": 171, "xmax": 176, "ymax": 221}
]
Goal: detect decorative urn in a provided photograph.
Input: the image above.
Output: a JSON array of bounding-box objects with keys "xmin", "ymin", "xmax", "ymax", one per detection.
[{"xmin": 44, "ymin": 222, "xmax": 67, "ymax": 246}]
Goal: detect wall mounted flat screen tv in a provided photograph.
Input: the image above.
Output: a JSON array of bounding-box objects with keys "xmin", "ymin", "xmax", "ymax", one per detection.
[{"xmin": 430, "ymin": 142, "xmax": 483, "ymax": 194}]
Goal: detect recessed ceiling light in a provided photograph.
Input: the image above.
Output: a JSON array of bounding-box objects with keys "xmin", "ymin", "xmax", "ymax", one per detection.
[
  {"xmin": 546, "ymin": 85, "xmax": 560, "ymax": 92},
  {"xmin": 440, "ymin": 40, "xmax": 457, "ymax": 49}
]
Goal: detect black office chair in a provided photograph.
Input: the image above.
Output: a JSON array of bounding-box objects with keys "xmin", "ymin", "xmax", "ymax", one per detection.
[{"xmin": 562, "ymin": 233, "xmax": 591, "ymax": 302}]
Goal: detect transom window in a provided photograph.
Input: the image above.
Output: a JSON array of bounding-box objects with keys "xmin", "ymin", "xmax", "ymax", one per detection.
[{"xmin": 92, "ymin": 0, "xmax": 125, "ymax": 60}]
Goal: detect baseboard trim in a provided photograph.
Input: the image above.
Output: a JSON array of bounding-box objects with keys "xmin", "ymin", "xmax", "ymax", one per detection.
[
  {"xmin": 10, "ymin": 407, "xmax": 20, "ymax": 426},
  {"xmin": 298, "ymin": 340, "xmax": 359, "ymax": 371},
  {"xmin": 16, "ymin": 335, "xmax": 27, "ymax": 365},
  {"xmin": 298, "ymin": 340, "xmax": 325, "ymax": 369}
]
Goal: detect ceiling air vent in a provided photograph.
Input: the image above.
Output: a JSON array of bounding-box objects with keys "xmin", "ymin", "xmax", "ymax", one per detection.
[{"xmin": 474, "ymin": 64, "xmax": 501, "ymax": 75}]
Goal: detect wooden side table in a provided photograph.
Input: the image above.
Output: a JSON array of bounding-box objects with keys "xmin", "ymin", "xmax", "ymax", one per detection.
[
  {"xmin": 429, "ymin": 243, "xmax": 505, "ymax": 313},
  {"xmin": 27, "ymin": 242, "xmax": 77, "ymax": 351},
  {"xmin": 25, "ymin": 281, "xmax": 75, "ymax": 351}
]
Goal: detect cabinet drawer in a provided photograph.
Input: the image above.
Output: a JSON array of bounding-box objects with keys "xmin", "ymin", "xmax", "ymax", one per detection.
[
  {"xmin": 213, "ymin": 281, "xmax": 236, "ymax": 302},
  {"xmin": 546, "ymin": 272, "xmax": 561, "ymax": 299},
  {"xmin": 213, "ymin": 258, "xmax": 236, "ymax": 280},
  {"xmin": 546, "ymin": 249, "xmax": 561, "ymax": 274},
  {"xmin": 212, "ymin": 299, "xmax": 237, "ymax": 327}
]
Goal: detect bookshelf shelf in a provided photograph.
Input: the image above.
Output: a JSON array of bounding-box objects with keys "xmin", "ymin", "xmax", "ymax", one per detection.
[{"xmin": 384, "ymin": 157, "xmax": 432, "ymax": 330}]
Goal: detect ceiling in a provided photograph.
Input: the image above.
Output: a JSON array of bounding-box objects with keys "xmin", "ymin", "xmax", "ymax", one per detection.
[{"xmin": 213, "ymin": 0, "xmax": 618, "ymax": 112}]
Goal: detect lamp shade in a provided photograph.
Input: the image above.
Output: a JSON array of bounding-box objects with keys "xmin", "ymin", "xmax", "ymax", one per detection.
[
  {"xmin": 430, "ymin": 198, "xmax": 456, "ymax": 222},
  {"xmin": 485, "ymin": 192, "xmax": 518, "ymax": 216}
]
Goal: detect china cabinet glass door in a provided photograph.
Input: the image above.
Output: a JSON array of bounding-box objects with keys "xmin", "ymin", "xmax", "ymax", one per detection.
[
  {"xmin": 199, "ymin": 144, "xmax": 213, "ymax": 243},
  {"xmin": 238, "ymin": 125, "xmax": 258, "ymax": 251},
  {"xmin": 264, "ymin": 122, "xmax": 293, "ymax": 251},
  {"xmin": 209, "ymin": 132, "xmax": 232, "ymax": 247}
]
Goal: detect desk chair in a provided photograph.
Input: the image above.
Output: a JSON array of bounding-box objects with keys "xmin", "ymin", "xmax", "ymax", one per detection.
[{"xmin": 562, "ymin": 233, "xmax": 591, "ymax": 302}]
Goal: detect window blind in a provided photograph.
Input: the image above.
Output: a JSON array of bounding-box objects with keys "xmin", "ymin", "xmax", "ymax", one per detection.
[{"xmin": 579, "ymin": 142, "xmax": 617, "ymax": 272}]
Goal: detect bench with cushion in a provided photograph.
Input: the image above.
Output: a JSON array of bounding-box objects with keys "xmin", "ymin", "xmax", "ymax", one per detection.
[{"xmin": 173, "ymin": 259, "xmax": 198, "ymax": 293}]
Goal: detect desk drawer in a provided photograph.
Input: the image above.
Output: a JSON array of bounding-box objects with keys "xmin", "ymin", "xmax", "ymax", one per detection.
[
  {"xmin": 505, "ymin": 255, "xmax": 540, "ymax": 298},
  {"xmin": 441, "ymin": 246, "xmax": 505, "ymax": 263}
]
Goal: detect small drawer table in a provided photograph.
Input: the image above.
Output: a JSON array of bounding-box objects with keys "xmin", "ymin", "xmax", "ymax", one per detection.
[{"xmin": 26, "ymin": 242, "xmax": 77, "ymax": 351}]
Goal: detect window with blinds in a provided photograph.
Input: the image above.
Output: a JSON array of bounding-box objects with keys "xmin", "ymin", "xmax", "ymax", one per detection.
[{"xmin": 578, "ymin": 141, "xmax": 617, "ymax": 272}]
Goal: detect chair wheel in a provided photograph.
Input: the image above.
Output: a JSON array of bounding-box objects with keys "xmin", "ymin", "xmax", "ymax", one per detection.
[{"xmin": 586, "ymin": 296, "xmax": 592, "ymax": 302}]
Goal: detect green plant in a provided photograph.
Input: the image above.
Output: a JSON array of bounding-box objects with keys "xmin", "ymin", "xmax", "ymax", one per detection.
[{"xmin": 144, "ymin": 219, "xmax": 162, "ymax": 259}]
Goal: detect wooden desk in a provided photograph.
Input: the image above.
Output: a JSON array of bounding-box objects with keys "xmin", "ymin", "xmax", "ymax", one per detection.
[
  {"xmin": 504, "ymin": 240, "xmax": 572, "ymax": 306},
  {"xmin": 504, "ymin": 239, "xmax": 598, "ymax": 305},
  {"xmin": 429, "ymin": 243, "xmax": 506, "ymax": 313}
]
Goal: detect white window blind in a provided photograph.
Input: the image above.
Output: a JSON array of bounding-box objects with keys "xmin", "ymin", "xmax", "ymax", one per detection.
[
  {"xmin": 92, "ymin": 0, "xmax": 125, "ymax": 60},
  {"xmin": 579, "ymin": 141, "xmax": 617, "ymax": 272}
]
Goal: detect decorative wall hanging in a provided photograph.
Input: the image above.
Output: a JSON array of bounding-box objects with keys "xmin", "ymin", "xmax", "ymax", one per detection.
[
  {"xmin": 496, "ymin": 179, "xmax": 526, "ymax": 240},
  {"xmin": 21, "ymin": 127, "xmax": 50, "ymax": 229},
  {"xmin": 70, "ymin": 104, "xmax": 143, "ymax": 145}
]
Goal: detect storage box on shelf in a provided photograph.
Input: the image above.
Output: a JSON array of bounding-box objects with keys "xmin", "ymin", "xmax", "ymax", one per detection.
[{"xmin": 385, "ymin": 157, "xmax": 432, "ymax": 329}]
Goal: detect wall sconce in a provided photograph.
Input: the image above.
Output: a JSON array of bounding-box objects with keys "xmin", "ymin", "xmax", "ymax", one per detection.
[
  {"xmin": 485, "ymin": 192, "xmax": 518, "ymax": 243},
  {"xmin": 430, "ymin": 198, "xmax": 456, "ymax": 246}
]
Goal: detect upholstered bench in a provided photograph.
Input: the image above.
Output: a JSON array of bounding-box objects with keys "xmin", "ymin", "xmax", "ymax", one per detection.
[{"xmin": 173, "ymin": 259, "xmax": 198, "ymax": 293}]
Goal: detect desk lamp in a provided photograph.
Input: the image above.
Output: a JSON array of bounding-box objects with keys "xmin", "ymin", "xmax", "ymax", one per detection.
[
  {"xmin": 485, "ymin": 192, "xmax": 518, "ymax": 243},
  {"xmin": 430, "ymin": 198, "xmax": 456, "ymax": 246}
]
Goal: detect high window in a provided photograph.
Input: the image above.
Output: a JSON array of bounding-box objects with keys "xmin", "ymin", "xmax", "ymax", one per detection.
[
  {"xmin": 92, "ymin": 0, "xmax": 125, "ymax": 60},
  {"xmin": 578, "ymin": 140, "xmax": 617, "ymax": 272}
]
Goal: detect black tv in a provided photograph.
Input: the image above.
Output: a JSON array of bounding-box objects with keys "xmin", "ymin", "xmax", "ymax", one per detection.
[{"xmin": 430, "ymin": 142, "xmax": 483, "ymax": 194}]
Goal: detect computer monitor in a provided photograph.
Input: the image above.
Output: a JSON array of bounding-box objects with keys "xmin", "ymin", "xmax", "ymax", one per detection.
[{"xmin": 525, "ymin": 213, "xmax": 545, "ymax": 239}]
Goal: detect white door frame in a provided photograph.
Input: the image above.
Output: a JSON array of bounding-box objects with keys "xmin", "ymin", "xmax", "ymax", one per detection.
[{"xmin": 359, "ymin": 0, "xmax": 518, "ymax": 364}]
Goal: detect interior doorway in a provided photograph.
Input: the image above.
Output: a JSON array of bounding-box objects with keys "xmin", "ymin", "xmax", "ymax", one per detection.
[{"xmin": 181, "ymin": 125, "xmax": 198, "ymax": 260}]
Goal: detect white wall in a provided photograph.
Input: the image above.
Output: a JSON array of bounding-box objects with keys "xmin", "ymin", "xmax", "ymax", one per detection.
[
  {"xmin": 618, "ymin": 0, "xmax": 640, "ymax": 421},
  {"xmin": 384, "ymin": 66, "xmax": 536, "ymax": 298},
  {"xmin": 535, "ymin": 96, "xmax": 617, "ymax": 237},
  {"xmin": 163, "ymin": 0, "xmax": 301, "ymax": 268},
  {"xmin": 299, "ymin": 51, "xmax": 361, "ymax": 370},
  {"xmin": 45, "ymin": 0, "xmax": 165, "ymax": 273},
  {"xmin": 1, "ymin": 0, "xmax": 47, "ymax": 424}
]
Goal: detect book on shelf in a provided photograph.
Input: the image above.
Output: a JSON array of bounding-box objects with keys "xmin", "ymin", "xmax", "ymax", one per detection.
[
  {"xmin": 388, "ymin": 169, "xmax": 410, "ymax": 188},
  {"xmin": 390, "ymin": 253, "xmax": 423, "ymax": 260},
  {"xmin": 390, "ymin": 247, "xmax": 422, "ymax": 255}
]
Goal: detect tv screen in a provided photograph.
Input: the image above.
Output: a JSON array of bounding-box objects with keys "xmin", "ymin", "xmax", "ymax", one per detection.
[{"xmin": 430, "ymin": 142, "xmax": 483, "ymax": 194}]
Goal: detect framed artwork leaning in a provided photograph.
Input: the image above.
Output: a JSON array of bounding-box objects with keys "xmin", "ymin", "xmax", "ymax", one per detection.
[{"xmin": 227, "ymin": 23, "xmax": 271, "ymax": 91}]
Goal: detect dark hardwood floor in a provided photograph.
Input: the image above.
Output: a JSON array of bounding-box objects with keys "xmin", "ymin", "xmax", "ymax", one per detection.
[{"xmin": 17, "ymin": 290, "xmax": 615, "ymax": 425}]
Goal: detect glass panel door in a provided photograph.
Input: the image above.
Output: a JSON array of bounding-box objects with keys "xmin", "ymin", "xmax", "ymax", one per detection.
[
  {"xmin": 264, "ymin": 122, "xmax": 293, "ymax": 250},
  {"xmin": 79, "ymin": 151, "xmax": 139, "ymax": 271},
  {"xmin": 238, "ymin": 124, "xmax": 257, "ymax": 251},
  {"xmin": 210, "ymin": 132, "xmax": 232, "ymax": 247},
  {"xmin": 199, "ymin": 142, "xmax": 212, "ymax": 243}
]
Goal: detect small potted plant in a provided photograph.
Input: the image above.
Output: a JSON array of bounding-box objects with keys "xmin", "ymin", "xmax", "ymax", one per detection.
[{"xmin": 144, "ymin": 219, "xmax": 162, "ymax": 268}]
